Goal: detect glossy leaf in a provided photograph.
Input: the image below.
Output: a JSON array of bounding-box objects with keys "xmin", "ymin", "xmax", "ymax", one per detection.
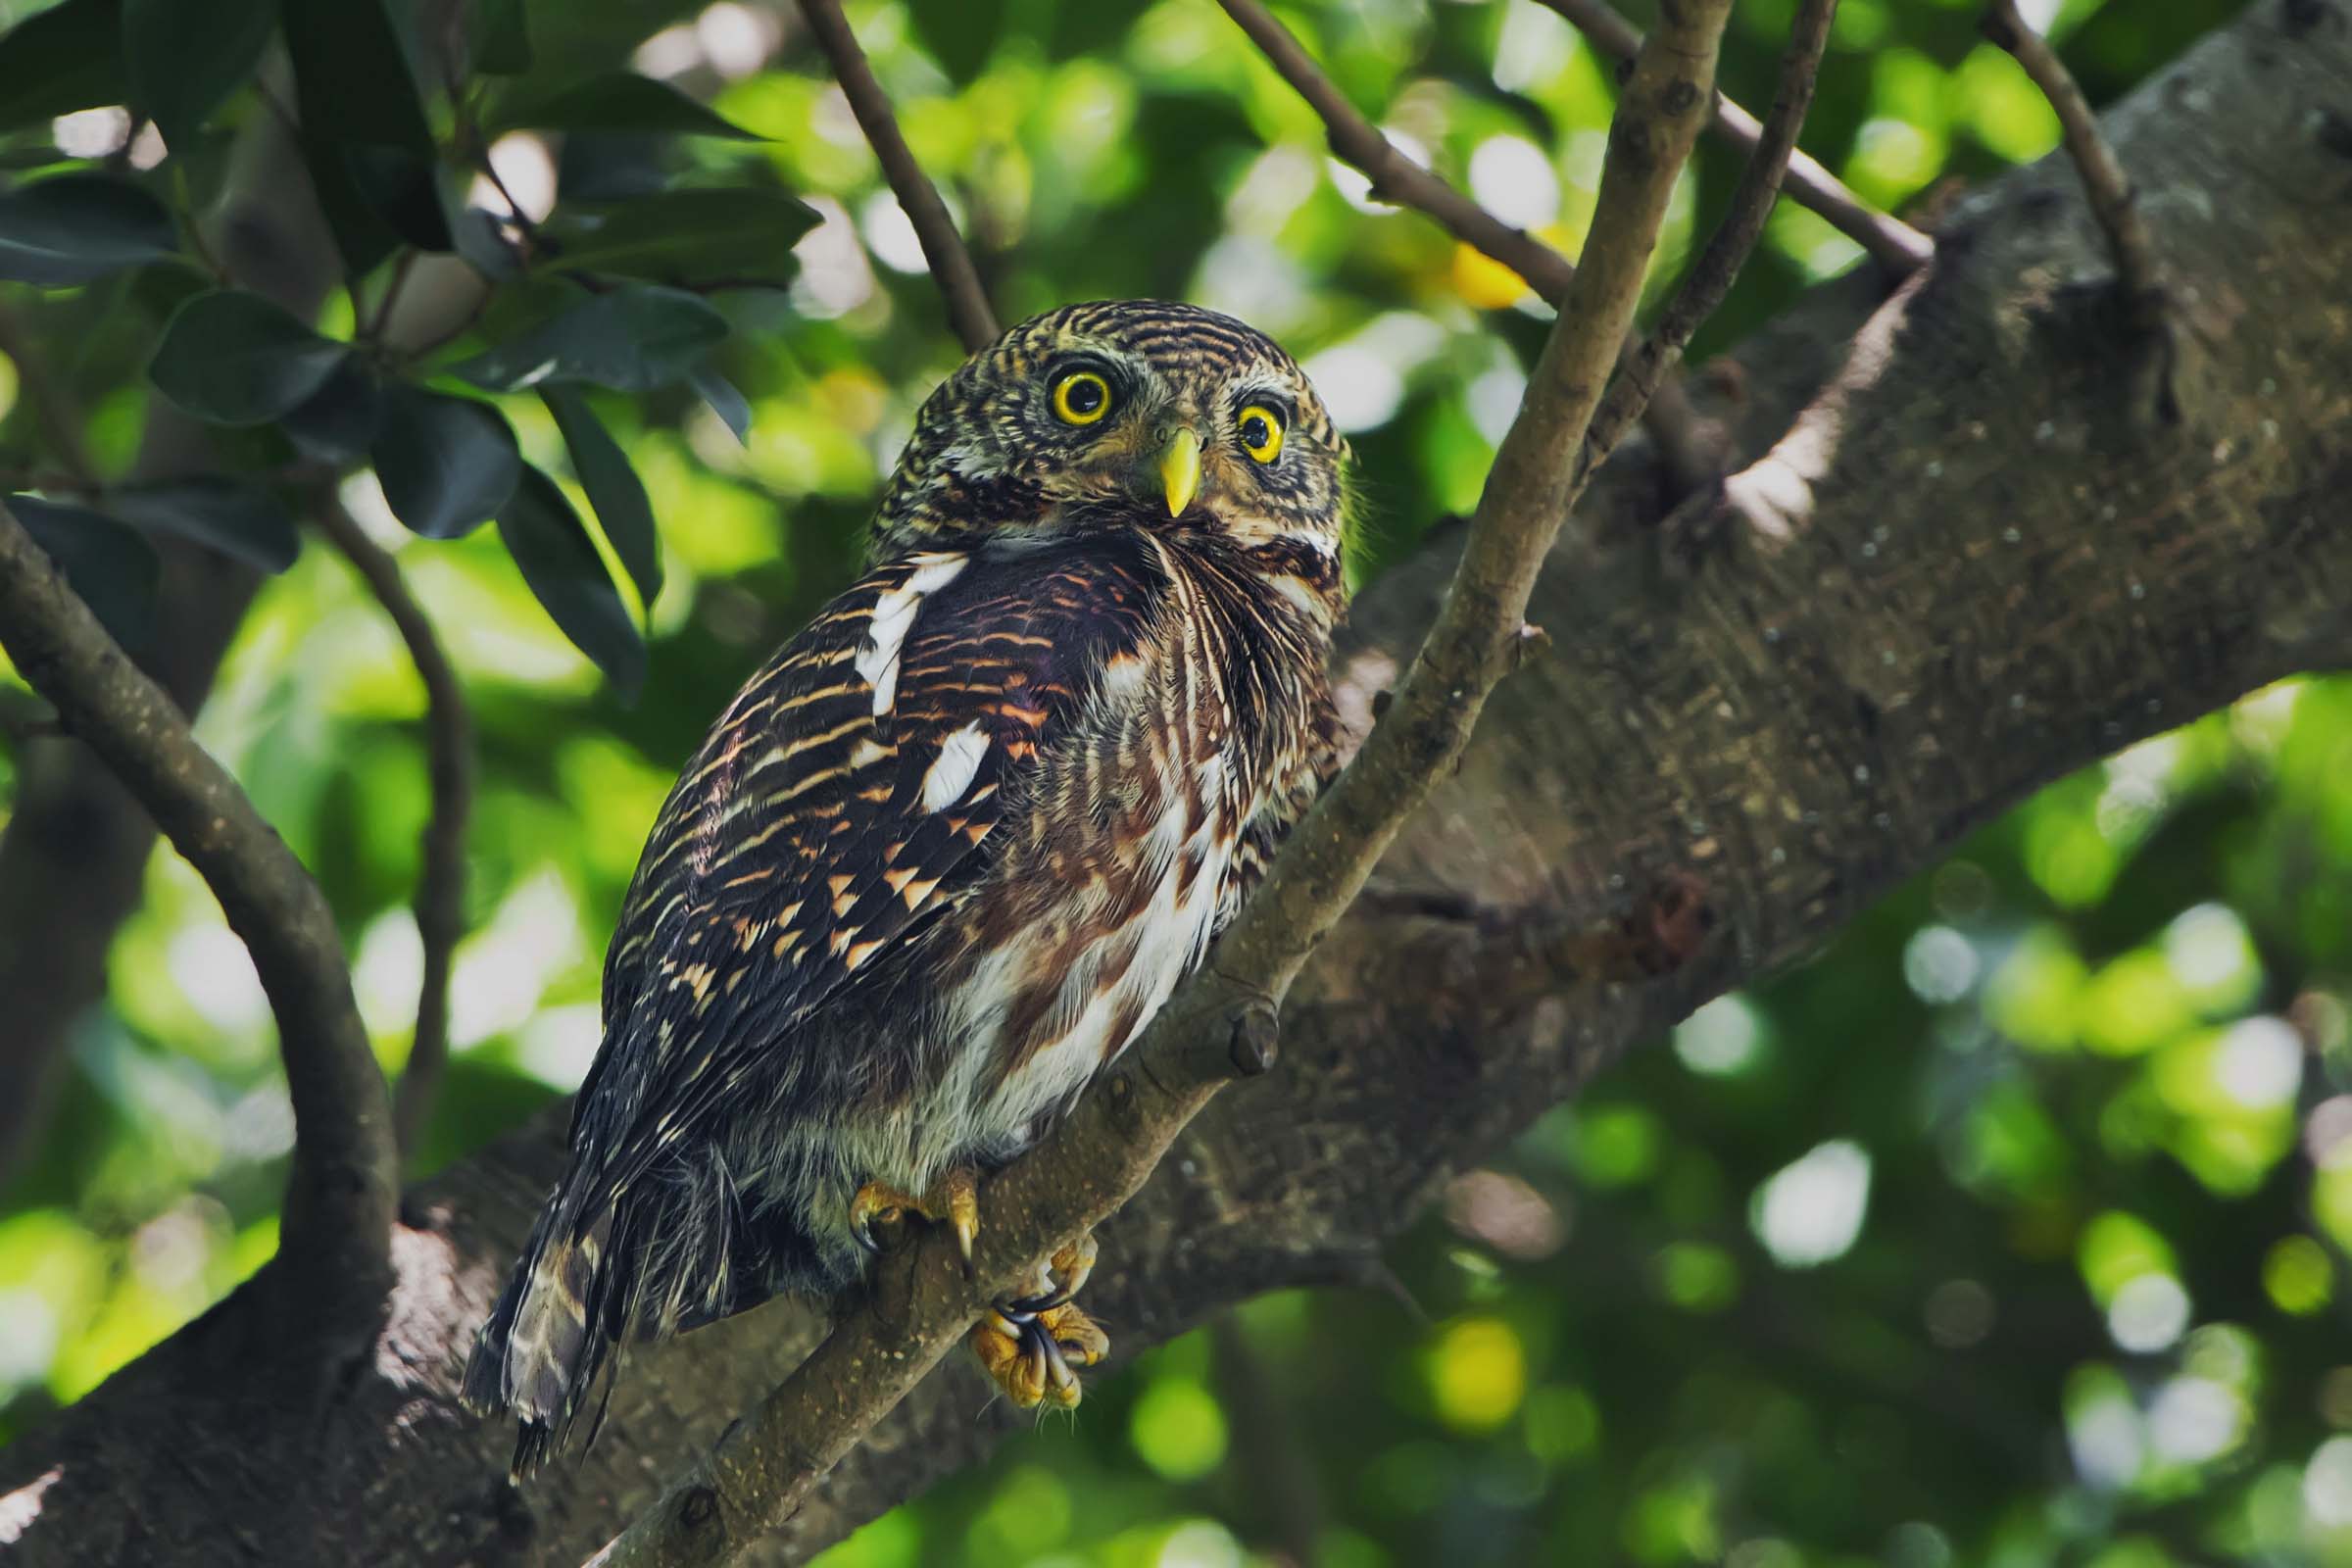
[
  {"xmin": 0, "ymin": 174, "xmax": 176, "ymax": 286},
  {"xmin": 486, "ymin": 73, "xmax": 762, "ymax": 141},
  {"xmin": 451, "ymin": 284, "xmax": 727, "ymax": 394},
  {"xmin": 281, "ymin": 0, "xmax": 450, "ymax": 272},
  {"xmin": 371, "ymin": 387, "xmax": 522, "ymax": 541},
  {"xmin": 279, "ymin": 359, "xmax": 384, "ymax": 464},
  {"xmin": 496, "ymin": 465, "xmax": 644, "ymax": 701},
  {"xmin": 9, "ymin": 493, "xmax": 159, "ymax": 650},
  {"xmin": 122, "ymin": 0, "xmax": 273, "ymax": 149},
  {"xmin": 690, "ymin": 365, "xmax": 751, "ymax": 445},
  {"xmin": 108, "ymin": 476, "xmax": 297, "ymax": 573},
  {"xmin": 540, "ymin": 386, "xmax": 660, "ymax": 609},
  {"xmin": 539, "ymin": 188, "xmax": 816, "ymax": 287},
  {"xmin": 147, "ymin": 289, "xmax": 349, "ymax": 425},
  {"xmin": 0, "ymin": 0, "xmax": 125, "ymax": 133}
]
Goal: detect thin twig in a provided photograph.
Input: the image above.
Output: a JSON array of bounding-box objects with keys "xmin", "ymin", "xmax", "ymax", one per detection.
[
  {"xmin": 1219, "ymin": 0, "xmax": 1577, "ymax": 305},
  {"xmin": 588, "ymin": 6, "xmax": 1734, "ymax": 1565},
  {"xmin": 313, "ymin": 491, "xmax": 472, "ymax": 1159},
  {"xmin": 363, "ymin": 249, "xmax": 421, "ymax": 345},
  {"xmin": 794, "ymin": 0, "xmax": 999, "ymax": 352},
  {"xmin": 1538, "ymin": 0, "xmax": 1933, "ymax": 274},
  {"xmin": 1982, "ymin": 2, "xmax": 2174, "ymax": 350},
  {"xmin": 0, "ymin": 497, "xmax": 399, "ymax": 1340},
  {"xmin": 0, "ymin": 301, "xmax": 101, "ymax": 489},
  {"xmin": 1582, "ymin": 0, "xmax": 1838, "ymax": 479}
]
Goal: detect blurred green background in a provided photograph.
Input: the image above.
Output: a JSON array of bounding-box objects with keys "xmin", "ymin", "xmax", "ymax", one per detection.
[{"xmin": 12, "ymin": 1, "xmax": 2345, "ymax": 1565}]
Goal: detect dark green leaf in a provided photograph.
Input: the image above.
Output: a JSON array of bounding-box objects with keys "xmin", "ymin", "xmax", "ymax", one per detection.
[
  {"xmin": 450, "ymin": 207, "xmax": 523, "ymax": 282},
  {"xmin": 282, "ymin": 0, "xmax": 451, "ymax": 272},
  {"xmin": 146, "ymin": 289, "xmax": 347, "ymax": 424},
  {"xmin": 122, "ymin": 0, "xmax": 273, "ymax": 149},
  {"xmin": 450, "ymin": 283, "xmax": 726, "ymax": 394},
  {"xmin": 470, "ymin": 0, "xmax": 530, "ymax": 75},
  {"xmin": 690, "ymin": 365, "xmax": 750, "ymax": 444},
  {"xmin": 147, "ymin": 289, "xmax": 349, "ymax": 425},
  {"xmin": 108, "ymin": 476, "xmax": 296, "ymax": 572},
  {"xmin": 497, "ymin": 465, "xmax": 643, "ymax": 700},
  {"xmin": 486, "ymin": 73, "xmax": 762, "ymax": 141},
  {"xmin": 0, "ymin": 173, "xmax": 176, "ymax": 285},
  {"xmin": 540, "ymin": 187, "xmax": 816, "ymax": 287},
  {"xmin": 9, "ymin": 493, "xmax": 159, "ymax": 650},
  {"xmin": 906, "ymin": 0, "xmax": 1008, "ymax": 82},
  {"xmin": 279, "ymin": 358, "xmax": 383, "ymax": 463},
  {"xmin": 371, "ymin": 386, "xmax": 521, "ymax": 540},
  {"xmin": 0, "ymin": 0, "xmax": 125, "ymax": 134},
  {"xmin": 540, "ymin": 385, "xmax": 659, "ymax": 608}
]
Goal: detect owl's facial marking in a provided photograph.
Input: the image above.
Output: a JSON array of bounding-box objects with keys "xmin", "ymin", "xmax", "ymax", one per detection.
[{"xmin": 875, "ymin": 302, "xmax": 1348, "ymax": 562}]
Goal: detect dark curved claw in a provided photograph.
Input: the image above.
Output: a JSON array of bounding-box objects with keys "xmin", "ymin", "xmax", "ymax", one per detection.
[{"xmin": 1008, "ymin": 1287, "xmax": 1071, "ymax": 1316}]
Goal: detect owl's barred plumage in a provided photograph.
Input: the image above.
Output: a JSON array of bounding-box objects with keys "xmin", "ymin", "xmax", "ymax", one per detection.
[{"xmin": 464, "ymin": 301, "xmax": 1348, "ymax": 1470}]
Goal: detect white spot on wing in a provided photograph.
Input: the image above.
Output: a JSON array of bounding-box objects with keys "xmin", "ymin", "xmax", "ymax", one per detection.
[
  {"xmin": 855, "ymin": 551, "xmax": 967, "ymax": 716},
  {"xmin": 921, "ymin": 721, "xmax": 990, "ymax": 811}
]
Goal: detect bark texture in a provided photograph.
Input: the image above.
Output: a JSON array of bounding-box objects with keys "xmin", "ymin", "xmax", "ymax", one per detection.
[{"xmin": 6, "ymin": 5, "xmax": 2351, "ymax": 1563}]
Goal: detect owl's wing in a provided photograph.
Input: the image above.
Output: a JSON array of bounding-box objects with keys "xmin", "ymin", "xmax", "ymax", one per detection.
[{"xmin": 565, "ymin": 533, "xmax": 1164, "ymax": 1203}]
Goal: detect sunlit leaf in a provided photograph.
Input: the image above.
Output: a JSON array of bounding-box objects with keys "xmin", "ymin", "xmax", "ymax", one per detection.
[
  {"xmin": 108, "ymin": 476, "xmax": 297, "ymax": 573},
  {"xmin": 8, "ymin": 493, "xmax": 160, "ymax": 650},
  {"xmin": 122, "ymin": 0, "xmax": 273, "ymax": 149},
  {"xmin": 147, "ymin": 289, "xmax": 349, "ymax": 425},
  {"xmin": 0, "ymin": 0, "xmax": 125, "ymax": 133},
  {"xmin": 372, "ymin": 386, "xmax": 521, "ymax": 540},
  {"xmin": 486, "ymin": 73, "xmax": 763, "ymax": 141},
  {"xmin": 497, "ymin": 465, "xmax": 644, "ymax": 700},
  {"xmin": 540, "ymin": 386, "xmax": 660, "ymax": 608},
  {"xmin": 0, "ymin": 173, "xmax": 176, "ymax": 285},
  {"xmin": 451, "ymin": 283, "xmax": 727, "ymax": 393},
  {"xmin": 539, "ymin": 188, "xmax": 817, "ymax": 287}
]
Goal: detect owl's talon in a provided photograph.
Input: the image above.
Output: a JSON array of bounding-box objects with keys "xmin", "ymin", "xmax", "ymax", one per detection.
[
  {"xmin": 967, "ymin": 1235, "xmax": 1109, "ymax": 1408},
  {"xmin": 849, "ymin": 1169, "xmax": 980, "ymax": 1268}
]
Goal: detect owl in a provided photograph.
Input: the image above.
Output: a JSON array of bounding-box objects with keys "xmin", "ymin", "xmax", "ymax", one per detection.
[{"xmin": 463, "ymin": 301, "xmax": 1349, "ymax": 1473}]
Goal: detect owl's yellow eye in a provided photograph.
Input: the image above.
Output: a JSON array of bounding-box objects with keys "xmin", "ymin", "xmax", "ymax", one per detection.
[
  {"xmin": 1052, "ymin": 370, "xmax": 1112, "ymax": 425},
  {"xmin": 1237, "ymin": 405, "xmax": 1285, "ymax": 464}
]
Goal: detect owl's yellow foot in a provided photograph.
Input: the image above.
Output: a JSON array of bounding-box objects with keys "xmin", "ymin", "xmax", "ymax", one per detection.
[
  {"xmin": 969, "ymin": 1236, "xmax": 1109, "ymax": 1409},
  {"xmin": 850, "ymin": 1167, "xmax": 980, "ymax": 1273}
]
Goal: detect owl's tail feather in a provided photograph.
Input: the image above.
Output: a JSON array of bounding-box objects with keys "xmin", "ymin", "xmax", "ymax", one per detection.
[{"xmin": 462, "ymin": 1199, "xmax": 618, "ymax": 1477}]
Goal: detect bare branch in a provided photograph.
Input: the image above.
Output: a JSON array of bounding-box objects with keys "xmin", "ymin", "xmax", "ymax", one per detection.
[
  {"xmin": 794, "ymin": 0, "xmax": 998, "ymax": 352},
  {"xmin": 1538, "ymin": 0, "xmax": 1934, "ymax": 275},
  {"xmin": 590, "ymin": 8, "xmax": 1734, "ymax": 1565},
  {"xmin": 312, "ymin": 491, "xmax": 473, "ymax": 1158},
  {"xmin": 0, "ymin": 498, "xmax": 399, "ymax": 1343},
  {"xmin": 1582, "ymin": 0, "xmax": 1838, "ymax": 480},
  {"xmin": 1982, "ymin": 0, "xmax": 2178, "ymax": 413},
  {"xmin": 1218, "ymin": 0, "xmax": 1577, "ymax": 305}
]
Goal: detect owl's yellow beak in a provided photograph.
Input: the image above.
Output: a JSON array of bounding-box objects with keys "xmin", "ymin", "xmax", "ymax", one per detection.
[{"xmin": 1157, "ymin": 428, "xmax": 1202, "ymax": 517}]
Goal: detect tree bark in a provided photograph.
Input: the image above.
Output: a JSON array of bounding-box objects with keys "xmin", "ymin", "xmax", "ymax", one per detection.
[{"xmin": 6, "ymin": 5, "xmax": 2349, "ymax": 1563}]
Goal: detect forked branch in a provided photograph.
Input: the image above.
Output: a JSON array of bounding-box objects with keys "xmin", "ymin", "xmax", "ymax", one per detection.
[
  {"xmin": 0, "ymin": 499, "xmax": 399, "ymax": 1343},
  {"xmin": 590, "ymin": 4, "xmax": 1736, "ymax": 1564},
  {"xmin": 1539, "ymin": 0, "xmax": 1933, "ymax": 274},
  {"xmin": 1582, "ymin": 0, "xmax": 1839, "ymax": 479},
  {"xmin": 795, "ymin": 0, "xmax": 999, "ymax": 351}
]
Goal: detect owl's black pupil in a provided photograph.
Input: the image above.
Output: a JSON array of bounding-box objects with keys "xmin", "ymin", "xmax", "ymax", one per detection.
[
  {"xmin": 1243, "ymin": 414, "xmax": 1270, "ymax": 448},
  {"xmin": 1066, "ymin": 377, "xmax": 1103, "ymax": 414}
]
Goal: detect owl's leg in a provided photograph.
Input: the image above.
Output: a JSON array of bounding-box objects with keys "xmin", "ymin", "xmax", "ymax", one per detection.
[
  {"xmin": 849, "ymin": 1167, "xmax": 980, "ymax": 1272},
  {"xmin": 967, "ymin": 1234, "xmax": 1109, "ymax": 1409}
]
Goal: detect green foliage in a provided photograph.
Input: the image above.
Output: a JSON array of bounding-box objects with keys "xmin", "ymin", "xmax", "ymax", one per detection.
[{"xmin": 1, "ymin": 0, "xmax": 2320, "ymax": 1564}]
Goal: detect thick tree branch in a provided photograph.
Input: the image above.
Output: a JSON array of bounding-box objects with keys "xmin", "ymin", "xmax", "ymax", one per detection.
[
  {"xmin": 1, "ymin": 8, "xmax": 2345, "ymax": 1565},
  {"xmin": 795, "ymin": 0, "xmax": 998, "ymax": 352},
  {"xmin": 0, "ymin": 500, "xmax": 398, "ymax": 1348},
  {"xmin": 312, "ymin": 491, "xmax": 474, "ymax": 1158},
  {"xmin": 1581, "ymin": 0, "xmax": 1837, "ymax": 480},
  {"xmin": 1537, "ymin": 0, "xmax": 1934, "ymax": 274},
  {"xmin": 592, "ymin": 9, "xmax": 1733, "ymax": 1565}
]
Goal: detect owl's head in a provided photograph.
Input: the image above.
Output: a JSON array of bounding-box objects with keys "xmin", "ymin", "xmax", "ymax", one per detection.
[{"xmin": 873, "ymin": 301, "xmax": 1348, "ymax": 562}]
